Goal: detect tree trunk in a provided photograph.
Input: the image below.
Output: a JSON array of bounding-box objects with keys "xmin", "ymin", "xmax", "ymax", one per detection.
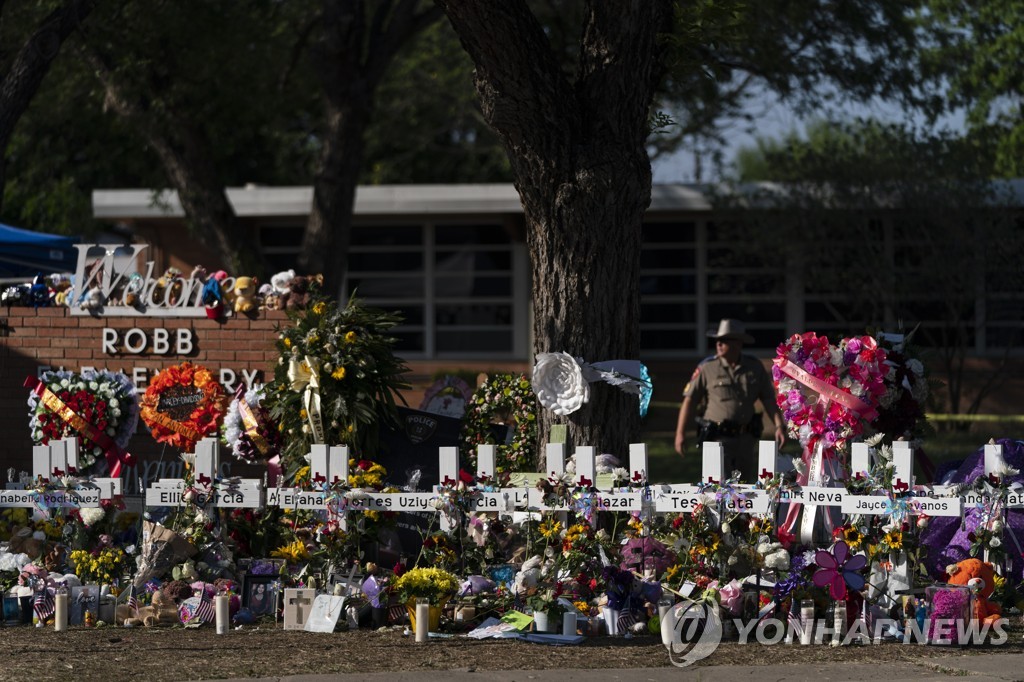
[
  {"xmin": 0, "ymin": 0, "xmax": 96, "ymax": 212},
  {"xmin": 299, "ymin": 0, "xmax": 442, "ymax": 296},
  {"xmin": 299, "ymin": 96, "xmax": 369, "ymax": 297},
  {"xmin": 438, "ymin": 0, "xmax": 671, "ymax": 463}
]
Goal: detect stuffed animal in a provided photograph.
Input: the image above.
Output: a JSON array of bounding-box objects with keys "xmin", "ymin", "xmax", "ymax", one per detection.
[
  {"xmin": 946, "ymin": 558, "xmax": 1003, "ymax": 625},
  {"xmin": 8, "ymin": 527, "xmax": 45, "ymax": 560},
  {"xmin": 116, "ymin": 589, "xmax": 180, "ymax": 627},
  {"xmin": 270, "ymin": 269, "xmax": 295, "ymax": 296},
  {"xmin": 200, "ymin": 269, "xmax": 228, "ymax": 319},
  {"xmin": 154, "ymin": 267, "xmax": 184, "ymax": 305},
  {"xmin": 29, "ymin": 274, "xmax": 50, "ymax": 307},
  {"xmin": 123, "ymin": 272, "xmax": 145, "ymax": 308},
  {"xmin": 257, "ymin": 283, "xmax": 277, "ymax": 311},
  {"xmin": 78, "ymin": 287, "xmax": 104, "ymax": 311},
  {"xmin": 279, "ymin": 274, "xmax": 320, "ymax": 311},
  {"xmin": 233, "ymin": 276, "xmax": 259, "ymax": 315},
  {"xmin": 48, "ymin": 275, "xmax": 72, "ymax": 307}
]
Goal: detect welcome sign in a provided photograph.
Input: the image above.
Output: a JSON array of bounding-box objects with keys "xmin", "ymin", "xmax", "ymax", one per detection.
[{"xmin": 69, "ymin": 244, "xmax": 236, "ymax": 317}]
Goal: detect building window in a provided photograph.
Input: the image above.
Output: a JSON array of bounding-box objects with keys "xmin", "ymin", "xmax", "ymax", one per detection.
[{"xmin": 344, "ymin": 222, "xmax": 522, "ymax": 358}]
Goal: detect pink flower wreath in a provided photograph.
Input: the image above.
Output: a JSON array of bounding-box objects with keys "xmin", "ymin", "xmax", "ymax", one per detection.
[{"xmin": 772, "ymin": 332, "xmax": 889, "ymax": 458}]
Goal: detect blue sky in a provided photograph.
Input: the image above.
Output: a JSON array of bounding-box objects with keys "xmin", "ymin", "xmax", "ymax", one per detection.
[{"xmin": 651, "ymin": 97, "xmax": 967, "ymax": 184}]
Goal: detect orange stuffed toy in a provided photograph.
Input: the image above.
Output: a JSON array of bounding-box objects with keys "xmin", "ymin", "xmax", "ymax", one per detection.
[{"xmin": 945, "ymin": 558, "xmax": 1002, "ymax": 625}]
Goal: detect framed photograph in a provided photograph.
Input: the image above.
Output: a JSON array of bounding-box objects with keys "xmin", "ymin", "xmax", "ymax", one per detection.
[
  {"xmin": 71, "ymin": 584, "xmax": 100, "ymax": 625},
  {"xmin": 242, "ymin": 574, "xmax": 281, "ymax": 617},
  {"xmin": 329, "ymin": 571, "xmax": 363, "ymax": 597},
  {"xmin": 3, "ymin": 595, "xmax": 21, "ymax": 625}
]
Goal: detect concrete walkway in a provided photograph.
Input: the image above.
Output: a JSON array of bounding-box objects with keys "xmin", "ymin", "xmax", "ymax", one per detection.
[{"xmin": 212, "ymin": 654, "xmax": 1024, "ymax": 682}]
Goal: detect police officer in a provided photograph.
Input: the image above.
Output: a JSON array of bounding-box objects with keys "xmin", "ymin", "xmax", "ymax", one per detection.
[{"xmin": 674, "ymin": 319, "xmax": 785, "ymax": 481}]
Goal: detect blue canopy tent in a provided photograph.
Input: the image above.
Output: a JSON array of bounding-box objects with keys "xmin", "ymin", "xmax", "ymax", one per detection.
[{"xmin": 0, "ymin": 223, "xmax": 80, "ymax": 279}]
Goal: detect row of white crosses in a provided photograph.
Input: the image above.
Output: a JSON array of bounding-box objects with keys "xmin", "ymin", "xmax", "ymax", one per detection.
[
  {"xmin": 10, "ymin": 437, "xmax": 1022, "ymax": 528},
  {"xmin": 0, "ymin": 437, "xmax": 121, "ymax": 509}
]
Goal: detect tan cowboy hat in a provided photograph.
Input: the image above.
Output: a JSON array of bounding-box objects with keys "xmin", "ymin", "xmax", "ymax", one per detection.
[{"xmin": 707, "ymin": 318, "xmax": 755, "ymax": 344}]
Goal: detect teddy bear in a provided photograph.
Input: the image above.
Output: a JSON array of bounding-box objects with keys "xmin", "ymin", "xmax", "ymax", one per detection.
[
  {"xmin": 8, "ymin": 527, "xmax": 45, "ymax": 560},
  {"xmin": 270, "ymin": 269, "xmax": 295, "ymax": 297},
  {"xmin": 153, "ymin": 267, "xmax": 184, "ymax": 305},
  {"xmin": 279, "ymin": 274, "xmax": 321, "ymax": 311},
  {"xmin": 116, "ymin": 589, "xmax": 180, "ymax": 627},
  {"xmin": 945, "ymin": 558, "xmax": 1003, "ymax": 625},
  {"xmin": 233, "ymin": 276, "xmax": 259, "ymax": 315}
]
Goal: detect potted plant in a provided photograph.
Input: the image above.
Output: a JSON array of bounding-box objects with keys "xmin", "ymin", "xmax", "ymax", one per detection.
[
  {"xmin": 526, "ymin": 583, "xmax": 568, "ymax": 633},
  {"xmin": 391, "ymin": 566, "xmax": 459, "ymax": 632}
]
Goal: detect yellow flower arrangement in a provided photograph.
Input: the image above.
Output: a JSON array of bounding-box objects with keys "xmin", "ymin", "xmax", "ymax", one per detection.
[
  {"xmin": 69, "ymin": 547, "xmax": 128, "ymax": 585},
  {"xmin": 563, "ymin": 523, "xmax": 588, "ymax": 547},
  {"xmin": 347, "ymin": 459, "xmax": 387, "ymax": 489},
  {"xmin": 270, "ymin": 539, "xmax": 311, "ymax": 564},
  {"xmin": 538, "ymin": 519, "xmax": 562, "ymax": 540},
  {"xmin": 392, "ymin": 566, "xmax": 459, "ymax": 604}
]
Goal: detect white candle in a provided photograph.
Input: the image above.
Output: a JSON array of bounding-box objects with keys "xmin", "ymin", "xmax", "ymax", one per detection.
[
  {"xmin": 415, "ymin": 599, "xmax": 429, "ymax": 643},
  {"xmin": 215, "ymin": 595, "xmax": 229, "ymax": 635},
  {"xmin": 602, "ymin": 606, "xmax": 619, "ymax": 636},
  {"xmin": 562, "ymin": 611, "xmax": 576, "ymax": 636},
  {"xmin": 800, "ymin": 600, "xmax": 814, "ymax": 646},
  {"xmin": 833, "ymin": 603, "xmax": 846, "ymax": 644},
  {"xmin": 658, "ymin": 598, "xmax": 674, "ymax": 646},
  {"xmin": 54, "ymin": 592, "xmax": 68, "ymax": 632}
]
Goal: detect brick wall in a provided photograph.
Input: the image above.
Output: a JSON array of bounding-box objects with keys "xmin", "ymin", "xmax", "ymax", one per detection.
[
  {"xmin": 0, "ymin": 307, "xmax": 287, "ymax": 484},
  {"xmin": 0, "ymin": 307, "xmax": 532, "ymax": 490}
]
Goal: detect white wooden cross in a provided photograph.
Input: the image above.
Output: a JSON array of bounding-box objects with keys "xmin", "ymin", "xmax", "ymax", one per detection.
[
  {"xmin": 842, "ymin": 442, "xmax": 959, "ymax": 517},
  {"xmin": 0, "ymin": 438, "xmax": 120, "ymax": 509},
  {"xmin": 267, "ymin": 444, "xmax": 349, "ymax": 512},
  {"xmin": 145, "ymin": 438, "xmax": 263, "ymax": 508}
]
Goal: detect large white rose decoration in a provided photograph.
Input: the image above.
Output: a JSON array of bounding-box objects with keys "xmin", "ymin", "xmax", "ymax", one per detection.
[{"xmin": 532, "ymin": 352, "xmax": 590, "ymax": 415}]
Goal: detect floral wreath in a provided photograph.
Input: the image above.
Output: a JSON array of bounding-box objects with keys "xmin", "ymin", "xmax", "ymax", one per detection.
[
  {"xmin": 459, "ymin": 373, "xmax": 538, "ymax": 474},
  {"xmin": 26, "ymin": 369, "xmax": 139, "ymax": 474},
  {"xmin": 772, "ymin": 332, "xmax": 888, "ymax": 456},
  {"xmin": 140, "ymin": 362, "xmax": 225, "ymax": 452},
  {"xmin": 222, "ymin": 383, "xmax": 281, "ymax": 464}
]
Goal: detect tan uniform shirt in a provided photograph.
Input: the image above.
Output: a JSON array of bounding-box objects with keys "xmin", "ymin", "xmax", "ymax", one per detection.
[{"xmin": 684, "ymin": 354, "xmax": 774, "ymax": 425}]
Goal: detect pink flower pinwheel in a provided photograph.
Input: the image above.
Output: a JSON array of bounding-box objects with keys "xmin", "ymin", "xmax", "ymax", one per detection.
[{"xmin": 812, "ymin": 540, "xmax": 866, "ymax": 600}]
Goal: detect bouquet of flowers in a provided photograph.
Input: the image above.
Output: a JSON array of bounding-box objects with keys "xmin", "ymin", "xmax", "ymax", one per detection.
[
  {"xmin": 221, "ymin": 383, "xmax": 281, "ymax": 464},
  {"xmin": 391, "ymin": 566, "xmax": 459, "ymax": 605},
  {"xmin": 69, "ymin": 546, "xmax": 130, "ymax": 585},
  {"xmin": 27, "ymin": 369, "xmax": 139, "ymax": 472},
  {"xmin": 264, "ymin": 295, "xmax": 410, "ymax": 479}
]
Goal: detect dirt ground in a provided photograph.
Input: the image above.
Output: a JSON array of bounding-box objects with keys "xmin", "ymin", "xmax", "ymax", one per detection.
[{"xmin": 3, "ymin": 622, "xmax": 1023, "ymax": 682}]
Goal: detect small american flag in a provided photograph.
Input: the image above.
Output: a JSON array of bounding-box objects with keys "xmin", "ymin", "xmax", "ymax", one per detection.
[
  {"xmin": 125, "ymin": 584, "xmax": 139, "ymax": 613},
  {"xmin": 34, "ymin": 588, "xmax": 55, "ymax": 622},
  {"xmin": 192, "ymin": 590, "xmax": 216, "ymax": 623},
  {"xmin": 617, "ymin": 610, "xmax": 639, "ymax": 631}
]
